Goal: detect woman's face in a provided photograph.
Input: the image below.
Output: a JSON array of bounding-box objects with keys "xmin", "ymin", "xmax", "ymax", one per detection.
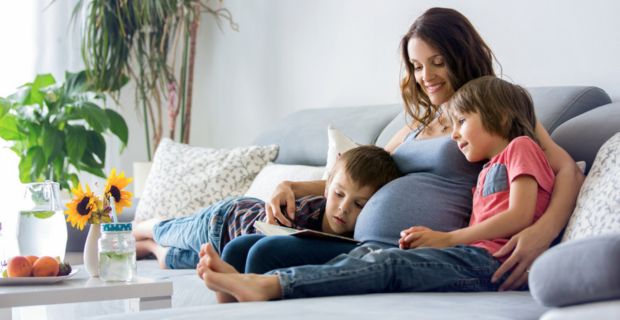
[{"xmin": 407, "ymin": 37, "xmax": 455, "ymax": 106}]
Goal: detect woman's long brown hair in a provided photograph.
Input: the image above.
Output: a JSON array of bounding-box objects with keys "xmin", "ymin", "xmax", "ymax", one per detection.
[{"xmin": 400, "ymin": 7, "xmax": 498, "ymax": 127}]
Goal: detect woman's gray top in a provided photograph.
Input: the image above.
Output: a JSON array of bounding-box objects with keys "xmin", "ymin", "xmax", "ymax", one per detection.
[{"xmin": 354, "ymin": 127, "xmax": 483, "ymax": 246}]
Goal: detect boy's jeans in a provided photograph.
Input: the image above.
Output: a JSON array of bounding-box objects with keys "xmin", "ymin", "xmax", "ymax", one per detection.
[
  {"xmin": 152, "ymin": 197, "xmax": 242, "ymax": 269},
  {"xmin": 270, "ymin": 244, "xmax": 507, "ymax": 299}
]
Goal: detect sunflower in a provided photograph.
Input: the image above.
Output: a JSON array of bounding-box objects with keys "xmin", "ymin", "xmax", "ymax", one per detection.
[
  {"xmin": 104, "ymin": 168, "xmax": 133, "ymax": 214},
  {"xmin": 65, "ymin": 183, "xmax": 96, "ymax": 231}
]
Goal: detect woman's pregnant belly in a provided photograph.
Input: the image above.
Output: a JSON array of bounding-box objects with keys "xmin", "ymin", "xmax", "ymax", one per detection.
[{"xmin": 354, "ymin": 172, "xmax": 474, "ymax": 247}]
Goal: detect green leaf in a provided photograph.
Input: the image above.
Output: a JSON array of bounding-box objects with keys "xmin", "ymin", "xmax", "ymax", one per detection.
[
  {"xmin": 78, "ymin": 153, "xmax": 106, "ymax": 178},
  {"xmin": 18, "ymin": 152, "xmax": 33, "ymax": 183},
  {"xmin": 79, "ymin": 102, "xmax": 109, "ymax": 132},
  {"xmin": 42, "ymin": 126, "xmax": 64, "ymax": 161},
  {"xmin": 29, "ymin": 146, "xmax": 46, "ymax": 180},
  {"xmin": 33, "ymin": 211, "xmax": 55, "ymax": 219},
  {"xmin": 66, "ymin": 125, "xmax": 87, "ymax": 164},
  {"xmin": 0, "ymin": 97, "xmax": 9, "ymax": 118},
  {"xmin": 69, "ymin": 173, "xmax": 79, "ymax": 189},
  {"xmin": 64, "ymin": 70, "xmax": 89, "ymax": 97},
  {"xmin": 86, "ymin": 130, "xmax": 106, "ymax": 165},
  {"xmin": 0, "ymin": 114, "xmax": 21, "ymax": 140},
  {"xmin": 52, "ymin": 157, "xmax": 65, "ymax": 185},
  {"xmin": 18, "ymin": 146, "xmax": 46, "ymax": 182},
  {"xmin": 105, "ymin": 109, "xmax": 128, "ymax": 147},
  {"xmin": 26, "ymin": 74, "xmax": 56, "ymax": 105}
]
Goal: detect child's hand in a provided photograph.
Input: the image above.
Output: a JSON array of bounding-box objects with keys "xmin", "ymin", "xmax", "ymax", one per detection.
[{"xmin": 399, "ymin": 226, "xmax": 454, "ymax": 249}]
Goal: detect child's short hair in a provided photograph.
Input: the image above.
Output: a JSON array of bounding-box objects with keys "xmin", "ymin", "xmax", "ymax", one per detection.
[
  {"xmin": 444, "ymin": 76, "xmax": 538, "ymax": 142},
  {"xmin": 330, "ymin": 145, "xmax": 402, "ymax": 192}
]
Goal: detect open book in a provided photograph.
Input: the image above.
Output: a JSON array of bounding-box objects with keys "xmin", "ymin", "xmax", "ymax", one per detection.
[{"xmin": 253, "ymin": 221, "xmax": 360, "ymax": 244}]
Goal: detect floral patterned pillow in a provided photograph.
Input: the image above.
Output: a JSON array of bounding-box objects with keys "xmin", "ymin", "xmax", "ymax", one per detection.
[
  {"xmin": 134, "ymin": 138, "xmax": 278, "ymax": 222},
  {"xmin": 562, "ymin": 133, "xmax": 620, "ymax": 241}
]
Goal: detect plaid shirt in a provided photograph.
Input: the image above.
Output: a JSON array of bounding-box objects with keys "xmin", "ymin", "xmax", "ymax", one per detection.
[{"xmin": 220, "ymin": 195, "xmax": 326, "ymax": 251}]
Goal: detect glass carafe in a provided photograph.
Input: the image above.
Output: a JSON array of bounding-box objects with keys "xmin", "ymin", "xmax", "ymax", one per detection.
[{"xmin": 17, "ymin": 181, "xmax": 67, "ymax": 261}]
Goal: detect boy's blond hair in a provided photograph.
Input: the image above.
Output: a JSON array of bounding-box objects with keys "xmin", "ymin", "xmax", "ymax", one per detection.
[
  {"xmin": 445, "ymin": 76, "xmax": 538, "ymax": 143},
  {"xmin": 328, "ymin": 145, "xmax": 402, "ymax": 192}
]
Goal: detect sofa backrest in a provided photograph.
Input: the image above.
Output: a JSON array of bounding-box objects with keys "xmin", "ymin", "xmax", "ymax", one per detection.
[
  {"xmin": 254, "ymin": 104, "xmax": 401, "ymax": 166},
  {"xmin": 254, "ymin": 86, "xmax": 611, "ymax": 166},
  {"xmin": 551, "ymin": 102, "xmax": 620, "ymax": 173}
]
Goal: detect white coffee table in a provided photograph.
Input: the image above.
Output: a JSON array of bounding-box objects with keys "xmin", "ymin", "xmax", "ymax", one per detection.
[{"xmin": 0, "ymin": 266, "xmax": 173, "ymax": 320}]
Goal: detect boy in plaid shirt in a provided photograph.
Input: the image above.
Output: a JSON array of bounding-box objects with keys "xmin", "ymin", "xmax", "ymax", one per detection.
[{"xmin": 134, "ymin": 145, "xmax": 401, "ymax": 269}]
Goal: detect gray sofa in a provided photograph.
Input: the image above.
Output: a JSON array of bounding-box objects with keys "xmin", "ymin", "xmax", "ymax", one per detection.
[{"xmin": 68, "ymin": 86, "xmax": 620, "ymax": 320}]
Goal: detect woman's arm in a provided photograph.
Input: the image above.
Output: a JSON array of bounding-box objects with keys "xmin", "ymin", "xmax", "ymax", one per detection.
[
  {"xmin": 265, "ymin": 180, "xmax": 326, "ymax": 227},
  {"xmin": 492, "ymin": 121, "xmax": 585, "ymax": 290}
]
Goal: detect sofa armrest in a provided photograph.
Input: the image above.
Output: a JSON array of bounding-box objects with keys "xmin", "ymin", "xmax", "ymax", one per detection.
[{"xmin": 529, "ymin": 235, "xmax": 620, "ymax": 307}]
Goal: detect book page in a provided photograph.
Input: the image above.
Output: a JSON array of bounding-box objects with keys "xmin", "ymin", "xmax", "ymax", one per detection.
[
  {"xmin": 253, "ymin": 221, "xmax": 298, "ymax": 236},
  {"xmin": 253, "ymin": 221, "xmax": 360, "ymax": 243}
]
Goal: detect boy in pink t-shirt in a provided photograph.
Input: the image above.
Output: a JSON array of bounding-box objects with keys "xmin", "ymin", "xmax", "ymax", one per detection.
[{"xmin": 196, "ymin": 76, "xmax": 556, "ymax": 302}]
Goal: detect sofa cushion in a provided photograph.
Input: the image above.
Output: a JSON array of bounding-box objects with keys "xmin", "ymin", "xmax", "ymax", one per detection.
[
  {"xmin": 529, "ymin": 235, "xmax": 620, "ymax": 307},
  {"xmin": 540, "ymin": 300, "xmax": 620, "ymax": 320},
  {"xmin": 527, "ymin": 86, "xmax": 610, "ymax": 133},
  {"xmin": 562, "ymin": 132, "xmax": 620, "ymax": 241},
  {"xmin": 321, "ymin": 125, "xmax": 360, "ymax": 179},
  {"xmin": 89, "ymin": 290, "xmax": 547, "ymax": 320},
  {"xmin": 551, "ymin": 102, "xmax": 620, "ymax": 173},
  {"xmin": 134, "ymin": 138, "xmax": 278, "ymax": 222},
  {"xmin": 244, "ymin": 163, "xmax": 325, "ymax": 202},
  {"xmin": 253, "ymin": 104, "xmax": 400, "ymax": 166}
]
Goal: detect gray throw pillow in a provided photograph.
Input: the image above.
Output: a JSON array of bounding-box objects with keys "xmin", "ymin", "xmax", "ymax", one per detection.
[{"xmin": 529, "ymin": 235, "xmax": 620, "ymax": 307}]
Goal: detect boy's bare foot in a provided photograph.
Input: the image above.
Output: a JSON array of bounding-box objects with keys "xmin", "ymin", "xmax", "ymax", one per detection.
[
  {"xmin": 132, "ymin": 218, "xmax": 163, "ymax": 241},
  {"xmin": 204, "ymin": 270, "xmax": 282, "ymax": 303},
  {"xmin": 199, "ymin": 244, "xmax": 240, "ymax": 303},
  {"xmin": 203, "ymin": 243, "xmax": 237, "ymax": 274},
  {"xmin": 135, "ymin": 239, "xmax": 169, "ymax": 269}
]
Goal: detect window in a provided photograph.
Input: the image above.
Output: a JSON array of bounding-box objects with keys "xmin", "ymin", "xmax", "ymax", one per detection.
[{"xmin": 0, "ymin": 1, "xmax": 35, "ymax": 242}]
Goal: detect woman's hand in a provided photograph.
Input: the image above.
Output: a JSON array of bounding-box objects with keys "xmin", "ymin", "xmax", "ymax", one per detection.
[
  {"xmin": 265, "ymin": 181, "xmax": 296, "ymax": 227},
  {"xmin": 399, "ymin": 226, "xmax": 454, "ymax": 249},
  {"xmin": 492, "ymin": 225, "xmax": 552, "ymax": 291}
]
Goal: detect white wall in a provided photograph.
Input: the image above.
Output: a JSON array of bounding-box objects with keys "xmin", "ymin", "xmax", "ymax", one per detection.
[{"xmin": 114, "ymin": 0, "xmax": 620, "ymax": 180}]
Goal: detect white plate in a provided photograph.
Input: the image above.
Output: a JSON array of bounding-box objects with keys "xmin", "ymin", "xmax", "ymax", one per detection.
[{"xmin": 0, "ymin": 267, "xmax": 79, "ymax": 285}]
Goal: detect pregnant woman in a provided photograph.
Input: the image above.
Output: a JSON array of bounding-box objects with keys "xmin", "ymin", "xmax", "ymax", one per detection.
[{"xmin": 218, "ymin": 7, "xmax": 583, "ymax": 291}]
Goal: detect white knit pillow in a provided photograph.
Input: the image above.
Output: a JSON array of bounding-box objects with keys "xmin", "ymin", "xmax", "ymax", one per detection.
[
  {"xmin": 244, "ymin": 163, "xmax": 326, "ymax": 202},
  {"xmin": 562, "ymin": 133, "xmax": 620, "ymax": 242},
  {"xmin": 321, "ymin": 125, "xmax": 359, "ymax": 179},
  {"xmin": 134, "ymin": 138, "xmax": 278, "ymax": 222}
]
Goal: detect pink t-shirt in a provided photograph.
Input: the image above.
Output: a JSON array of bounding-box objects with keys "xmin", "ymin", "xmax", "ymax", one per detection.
[{"xmin": 469, "ymin": 136, "xmax": 554, "ymax": 257}]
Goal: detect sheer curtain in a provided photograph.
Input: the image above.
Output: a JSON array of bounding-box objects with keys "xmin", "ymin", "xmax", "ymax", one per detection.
[{"xmin": 0, "ymin": 0, "xmax": 82, "ymax": 250}]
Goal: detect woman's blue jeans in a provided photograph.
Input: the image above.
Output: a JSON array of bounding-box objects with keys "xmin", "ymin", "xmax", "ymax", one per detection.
[
  {"xmin": 222, "ymin": 234, "xmax": 359, "ymax": 274},
  {"xmin": 268, "ymin": 244, "xmax": 507, "ymax": 299}
]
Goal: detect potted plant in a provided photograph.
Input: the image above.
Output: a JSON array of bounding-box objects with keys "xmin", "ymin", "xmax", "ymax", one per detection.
[
  {"xmin": 72, "ymin": 0, "xmax": 238, "ymax": 160},
  {"xmin": 0, "ymin": 71, "xmax": 128, "ymax": 190}
]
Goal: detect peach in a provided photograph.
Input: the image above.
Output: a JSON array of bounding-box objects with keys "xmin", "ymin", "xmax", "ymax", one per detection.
[
  {"xmin": 32, "ymin": 256, "xmax": 60, "ymax": 277},
  {"xmin": 7, "ymin": 256, "xmax": 33, "ymax": 277},
  {"xmin": 25, "ymin": 255, "xmax": 39, "ymax": 266}
]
